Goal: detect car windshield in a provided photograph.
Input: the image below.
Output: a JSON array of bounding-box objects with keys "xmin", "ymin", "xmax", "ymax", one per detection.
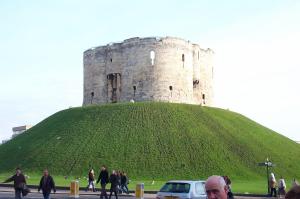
[{"xmin": 160, "ymin": 182, "xmax": 190, "ymax": 193}]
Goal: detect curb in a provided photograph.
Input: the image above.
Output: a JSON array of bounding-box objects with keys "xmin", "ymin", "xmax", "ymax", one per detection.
[
  {"xmin": 234, "ymin": 193, "xmax": 268, "ymax": 197},
  {"xmin": 0, "ymin": 184, "xmax": 267, "ymax": 197},
  {"xmin": 0, "ymin": 183, "xmax": 134, "ymax": 196}
]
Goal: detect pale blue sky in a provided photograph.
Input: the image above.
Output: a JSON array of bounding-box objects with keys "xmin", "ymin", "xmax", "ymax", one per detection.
[{"xmin": 1, "ymin": 0, "xmax": 299, "ymax": 141}]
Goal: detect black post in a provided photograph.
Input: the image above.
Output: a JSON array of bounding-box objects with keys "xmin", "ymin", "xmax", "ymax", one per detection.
[
  {"xmin": 258, "ymin": 158, "xmax": 274, "ymax": 196},
  {"xmin": 267, "ymin": 162, "xmax": 270, "ymax": 195}
]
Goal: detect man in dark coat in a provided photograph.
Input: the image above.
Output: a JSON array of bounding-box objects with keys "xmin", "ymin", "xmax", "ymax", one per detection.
[
  {"xmin": 97, "ymin": 165, "xmax": 109, "ymax": 199},
  {"xmin": 3, "ymin": 168, "xmax": 27, "ymax": 199},
  {"xmin": 109, "ymin": 170, "xmax": 118, "ymax": 199},
  {"xmin": 38, "ymin": 169, "xmax": 56, "ymax": 199}
]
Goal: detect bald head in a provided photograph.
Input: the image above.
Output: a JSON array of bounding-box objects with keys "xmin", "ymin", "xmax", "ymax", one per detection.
[
  {"xmin": 286, "ymin": 185, "xmax": 300, "ymax": 199},
  {"xmin": 205, "ymin": 175, "xmax": 228, "ymax": 199}
]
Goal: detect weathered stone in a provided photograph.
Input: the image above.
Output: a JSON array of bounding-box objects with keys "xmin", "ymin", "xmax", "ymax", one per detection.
[{"xmin": 83, "ymin": 36, "xmax": 214, "ymax": 106}]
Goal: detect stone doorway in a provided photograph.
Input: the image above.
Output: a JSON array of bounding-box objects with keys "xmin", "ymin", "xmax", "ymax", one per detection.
[{"xmin": 107, "ymin": 73, "xmax": 121, "ymax": 103}]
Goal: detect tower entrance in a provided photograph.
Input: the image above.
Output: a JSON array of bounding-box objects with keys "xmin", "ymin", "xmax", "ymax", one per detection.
[{"xmin": 107, "ymin": 73, "xmax": 121, "ymax": 103}]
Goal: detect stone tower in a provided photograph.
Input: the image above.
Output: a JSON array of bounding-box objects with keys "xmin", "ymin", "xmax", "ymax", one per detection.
[{"xmin": 83, "ymin": 36, "xmax": 214, "ymax": 106}]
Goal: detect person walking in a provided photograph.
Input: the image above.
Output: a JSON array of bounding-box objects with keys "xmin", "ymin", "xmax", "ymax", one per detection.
[
  {"xmin": 86, "ymin": 168, "xmax": 96, "ymax": 192},
  {"xmin": 269, "ymin": 173, "xmax": 277, "ymax": 197},
  {"xmin": 3, "ymin": 168, "xmax": 27, "ymax": 199},
  {"xmin": 116, "ymin": 171, "xmax": 121, "ymax": 193},
  {"xmin": 223, "ymin": 175, "xmax": 234, "ymax": 199},
  {"xmin": 277, "ymin": 176, "xmax": 286, "ymax": 198},
  {"xmin": 96, "ymin": 165, "xmax": 109, "ymax": 199},
  {"xmin": 120, "ymin": 172, "xmax": 129, "ymax": 194},
  {"xmin": 38, "ymin": 169, "xmax": 56, "ymax": 199},
  {"xmin": 109, "ymin": 170, "xmax": 118, "ymax": 199},
  {"xmin": 292, "ymin": 178, "xmax": 299, "ymax": 187}
]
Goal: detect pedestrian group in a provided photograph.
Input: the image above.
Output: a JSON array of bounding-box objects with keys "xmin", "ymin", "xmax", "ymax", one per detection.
[{"xmin": 2, "ymin": 166, "xmax": 129, "ymax": 199}]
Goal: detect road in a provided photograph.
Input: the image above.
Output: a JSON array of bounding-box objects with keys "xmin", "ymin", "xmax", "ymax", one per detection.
[
  {"xmin": 0, "ymin": 191, "xmax": 272, "ymax": 199},
  {"xmin": 0, "ymin": 192, "xmax": 95, "ymax": 198},
  {"xmin": 0, "ymin": 191, "xmax": 139, "ymax": 199},
  {"xmin": 0, "ymin": 187, "xmax": 270, "ymax": 199},
  {"xmin": 0, "ymin": 187, "xmax": 138, "ymax": 199}
]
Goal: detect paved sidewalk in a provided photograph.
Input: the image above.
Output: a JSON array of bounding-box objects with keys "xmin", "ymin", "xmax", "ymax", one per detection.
[
  {"xmin": 0, "ymin": 186, "xmax": 136, "ymax": 197},
  {"xmin": 0, "ymin": 186, "xmax": 271, "ymax": 199}
]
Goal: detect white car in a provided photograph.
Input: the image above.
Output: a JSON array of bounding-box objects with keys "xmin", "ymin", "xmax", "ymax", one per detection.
[{"xmin": 156, "ymin": 180, "xmax": 207, "ymax": 199}]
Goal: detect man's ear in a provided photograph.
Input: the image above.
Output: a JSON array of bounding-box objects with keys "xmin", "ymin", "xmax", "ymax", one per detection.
[{"xmin": 224, "ymin": 185, "xmax": 229, "ymax": 194}]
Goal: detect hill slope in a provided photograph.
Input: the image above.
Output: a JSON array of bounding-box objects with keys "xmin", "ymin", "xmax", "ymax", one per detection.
[{"xmin": 0, "ymin": 102, "xmax": 299, "ymax": 180}]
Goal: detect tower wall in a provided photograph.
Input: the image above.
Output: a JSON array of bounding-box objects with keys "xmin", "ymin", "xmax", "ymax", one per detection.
[{"xmin": 83, "ymin": 37, "xmax": 214, "ymax": 106}]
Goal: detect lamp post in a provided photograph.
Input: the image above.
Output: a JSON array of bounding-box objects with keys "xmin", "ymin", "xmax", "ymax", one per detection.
[{"xmin": 258, "ymin": 158, "xmax": 275, "ymax": 195}]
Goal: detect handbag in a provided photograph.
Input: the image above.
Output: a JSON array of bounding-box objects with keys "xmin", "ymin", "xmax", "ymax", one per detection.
[{"xmin": 21, "ymin": 183, "xmax": 30, "ymax": 196}]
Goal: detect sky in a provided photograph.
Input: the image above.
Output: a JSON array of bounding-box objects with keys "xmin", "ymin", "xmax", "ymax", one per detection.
[{"xmin": 0, "ymin": 0, "xmax": 299, "ymax": 142}]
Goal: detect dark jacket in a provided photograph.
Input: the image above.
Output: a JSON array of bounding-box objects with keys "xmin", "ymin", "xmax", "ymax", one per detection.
[
  {"xmin": 4, "ymin": 174, "xmax": 26, "ymax": 189},
  {"xmin": 97, "ymin": 170, "xmax": 109, "ymax": 185},
  {"xmin": 121, "ymin": 175, "xmax": 129, "ymax": 185},
  {"xmin": 109, "ymin": 174, "xmax": 118, "ymax": 189},
  {"xmin": 38, "ymin": 175, "xmax": 56, "ymax": 194},
  {"xmin": 117, "ymin": 174, "xmax": 121, "ymax": 185}
]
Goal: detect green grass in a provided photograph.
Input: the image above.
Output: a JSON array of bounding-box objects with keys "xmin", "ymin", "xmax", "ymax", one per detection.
[{"xmin": 0, "ymin": 102, "xmax": 299, "ymax": 192}]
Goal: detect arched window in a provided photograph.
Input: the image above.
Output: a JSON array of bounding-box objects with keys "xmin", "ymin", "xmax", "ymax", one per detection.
[
  {"xmin": 90, "ymin": 92, "xmax": 94, "ymax": 104},
  {"xmin": 169, "ymin": 86, "xmax": 173, "ymax": 97},
  {"xmin": 133, "ymin": 86, "xmax": 136, "ymax": 97},
  {"xmin": 202, "ymin": 94, "xmax": 206, "ymax": 104},
  {"xmin": 150, "ymin": 51, "xmax": 155, "ymax": 66}
]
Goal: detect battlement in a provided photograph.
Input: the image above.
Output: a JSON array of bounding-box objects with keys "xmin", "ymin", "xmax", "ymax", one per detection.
[{"xmin": 84, "ymin": 36, "xmax": 212, "ymax": 54}]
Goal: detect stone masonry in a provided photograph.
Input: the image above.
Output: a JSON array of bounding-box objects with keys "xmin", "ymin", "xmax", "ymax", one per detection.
[{"xmin": 83, "ymin": 36, "xmax": 214, "ymax": 106}]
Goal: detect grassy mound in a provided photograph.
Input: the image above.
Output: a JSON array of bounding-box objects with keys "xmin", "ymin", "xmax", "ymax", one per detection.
[{"xmin": 0, "ymin": 102, "xmax": 299, "ymax": 180}]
